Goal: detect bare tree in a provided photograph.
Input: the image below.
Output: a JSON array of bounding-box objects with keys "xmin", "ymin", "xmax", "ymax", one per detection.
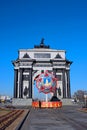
[{"xmin": 73, "ymin": 90, "xmax": 85, "ymax": 102}]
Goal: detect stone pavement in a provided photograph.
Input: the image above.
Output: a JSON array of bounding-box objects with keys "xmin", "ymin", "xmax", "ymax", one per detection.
[{"xmin": 20, "ymin": 105, "xmax": 87, "ymax": 130}]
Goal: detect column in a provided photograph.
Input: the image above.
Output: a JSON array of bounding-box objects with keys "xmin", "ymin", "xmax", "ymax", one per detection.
[
  {"xmin": 53, "ymin": 68, "xmax": 57, "ymax": 96},
  {"xmin": 65, "ymin": 71, "xmax": 67, "ymax": 98},
  {"xmin": 67, "ymin": 70, "xmax": 71, "ymax": 98},
  {"xmin": 62, "ymin": 69, "xmax": 66, "ymax": 98},
  {"xmin": 28, "ymin": 68, "xmax": 32, "ymax": 98},
  {"xmin": 53, "ymin": 68, "xmax": 56, "ymax": 76},
  {"xmin": 19, "ymin": 68, "xmax": 23, "ymax": 98},
  {"xmin": 14, "ymin": 69, "xmax": 18, "ymax": 98}
]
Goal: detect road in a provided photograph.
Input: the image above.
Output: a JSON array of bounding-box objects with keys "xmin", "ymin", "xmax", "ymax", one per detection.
[{"xmin": 20, "ymin": 105, "xmax": 87, "ymax": 130}]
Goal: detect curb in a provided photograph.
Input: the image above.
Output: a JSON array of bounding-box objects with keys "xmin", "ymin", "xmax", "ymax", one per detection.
[
  {"xmin": 15, "ymin": 110, "xmax": 30, "ymax": 130},
  {"xmin": 78, "ymin": 109, "xmax": 87, "ymax": 113}
]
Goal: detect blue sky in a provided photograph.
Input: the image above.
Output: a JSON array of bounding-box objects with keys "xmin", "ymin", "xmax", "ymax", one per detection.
[{"xmin": 0, "ymin": 0, "xmax": 87, "ymax": 97}]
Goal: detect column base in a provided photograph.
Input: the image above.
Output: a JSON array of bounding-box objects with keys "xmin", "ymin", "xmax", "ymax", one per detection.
[
  {"xmin": 61, "ymin": 98, "xmax": 73, "ymax": 105},
  {"xmin": 12, "ymin": 98, "xmax": 32, "ymax": 106}
]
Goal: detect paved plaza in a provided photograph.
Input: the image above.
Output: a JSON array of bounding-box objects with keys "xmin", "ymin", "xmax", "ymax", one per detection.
[{"xmin": 20, "ymin": 105, "xmax": 87, "ymax": 130}]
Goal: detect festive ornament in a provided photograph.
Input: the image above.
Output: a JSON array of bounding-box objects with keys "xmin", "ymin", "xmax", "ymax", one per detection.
[{"xmin": 35, "ymin": 71, "xmax": 57, "ymax": 94}]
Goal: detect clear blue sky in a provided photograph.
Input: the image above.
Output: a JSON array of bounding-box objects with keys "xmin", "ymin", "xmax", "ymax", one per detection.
[{"xmin": 0, "ymin": 0, "xmax": 87, "ymax": 97}]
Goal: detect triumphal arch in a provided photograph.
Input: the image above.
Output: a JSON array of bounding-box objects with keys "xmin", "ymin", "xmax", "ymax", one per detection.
[{"xmin": 12, "ymin": 39, "xmax": 72, "ymax": 106}]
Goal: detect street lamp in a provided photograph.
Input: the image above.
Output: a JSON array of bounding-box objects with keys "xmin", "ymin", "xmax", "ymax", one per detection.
[{"xmin": 84, "ymin": 94, "xmax": 87, "ymax": 108}]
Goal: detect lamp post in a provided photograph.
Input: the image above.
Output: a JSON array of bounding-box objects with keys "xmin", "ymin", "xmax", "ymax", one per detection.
[{"xmin": 84, "ymin": 94, "xmax": 87, "ymax": 108}]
